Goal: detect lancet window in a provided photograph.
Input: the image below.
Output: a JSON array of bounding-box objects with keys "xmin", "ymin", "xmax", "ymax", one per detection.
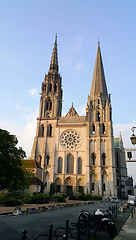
[
  {"xmin": 78, "ymin": 157, "xmax": 82, "ymax": 174},
  {"xmin": 47, "ymin": 124, "xmax": 52, "ymax": 137},
  {"xmin": 67, "ymin": 154, "xmax": 74, "ymax": 174},
  {"xmin": 91, "ymin": 153, "xmax": 96, "ymax": 165},
  {"xmin": 58, "ymin": 157, "xmax": 62, "ymax": 173},
  {"xmin": 102, "ymin": 153, "xmax": 106, "ymax": 166},
  {"xmin": 46, "ymin": 155, "xmax": 50, "ymax": 166}
]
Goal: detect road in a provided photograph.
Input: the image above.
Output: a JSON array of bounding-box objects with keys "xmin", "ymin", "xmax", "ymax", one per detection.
[{"xmin": 0, "ymin": 200, "xmax": 130, "ymax": 240}]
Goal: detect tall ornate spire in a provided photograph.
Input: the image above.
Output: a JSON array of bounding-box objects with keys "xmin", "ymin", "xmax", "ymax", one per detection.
[
  {"xmin": 49, "ymin": 34, "xmax": 59, "ymax": 73},
  {"xmin": 90, "ymin": 42, "xmax": 108, "ymax": 101}
]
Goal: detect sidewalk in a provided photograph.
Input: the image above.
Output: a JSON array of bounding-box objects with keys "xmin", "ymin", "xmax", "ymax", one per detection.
[
  {"xmin": 0, "ymin": 199, "xmax": 87, "ymax": 214},
  {"xmin": 114, "ymin": 208, "xmax": 136, "ymax": 240}
]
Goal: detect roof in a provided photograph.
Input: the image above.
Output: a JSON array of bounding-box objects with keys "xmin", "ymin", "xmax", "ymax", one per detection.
[
  {"xmin": 29, "ymin": 177, "xmax": 44, "ymax": 186},
  {"xmin": 114, "ymin": 138, "xmax": 119, "ymax": 148},
  {"xmin": 65, "ymin": 103, "xmax": 79, "ymax": 117},
  {"xmin": 21, "ymin": 159, "xmax": 36, "ymax": 169},
  {"xmin": 90, "ymin": 42, "xmax": 108, "ymax": 101}
]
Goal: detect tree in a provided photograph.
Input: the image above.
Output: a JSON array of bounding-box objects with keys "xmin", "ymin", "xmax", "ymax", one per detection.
[
  {"xmin": 0, "ymin": 129, "xmax": 26, "ymax": 190},
  {"xmin": 49, "ymin": 183, "xmax": 55, "ymax": 196}
]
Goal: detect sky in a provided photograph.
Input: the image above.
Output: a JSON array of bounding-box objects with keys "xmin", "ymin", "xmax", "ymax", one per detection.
[{"xmin": 0, "ymin": 0, "xmax": 136, "ymax": 183}]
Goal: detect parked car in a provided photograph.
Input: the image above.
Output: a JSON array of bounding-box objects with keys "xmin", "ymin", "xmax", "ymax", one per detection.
[
  {"xmin": 110, "ymin": 197, "xmax": 119, "ymax": 203},
  {"xmin": 127, "ymin": 195, "xmax": 136, "ymax": 206}
]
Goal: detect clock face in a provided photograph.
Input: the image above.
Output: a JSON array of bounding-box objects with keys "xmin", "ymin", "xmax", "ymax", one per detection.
[{"xmin": 60, "ymin": 129, "xmax": 82, "ymax": 150}]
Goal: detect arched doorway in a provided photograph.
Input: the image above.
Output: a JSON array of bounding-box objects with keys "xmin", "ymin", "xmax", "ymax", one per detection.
[
  {"xmin": 55, "ymin": 177, "xmax": 62, "ymax": 193},
  {"xmin": 64, "ymin": 177, "xmax": 75, "ymax": 196}
]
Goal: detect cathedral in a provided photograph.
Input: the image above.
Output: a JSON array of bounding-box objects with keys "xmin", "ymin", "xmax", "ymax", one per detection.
[{"xmin": 30, "ymin": 36, "xmax": 119, "ymax": 198}]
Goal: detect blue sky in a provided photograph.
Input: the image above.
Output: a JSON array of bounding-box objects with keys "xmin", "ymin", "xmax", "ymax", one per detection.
[{"xmin": 0, "ymin": 0, "xmax": 136, "ymax": 183}]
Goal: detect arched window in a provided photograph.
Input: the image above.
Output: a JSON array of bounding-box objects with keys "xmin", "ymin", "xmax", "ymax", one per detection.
[
  {"xmin": 46, "ymin": 98, "xmax": 52, "ymax": 111},
  {"xmin": 102, "ymin": 123, "xmax": 105, "ymax": 134},
  {"xmin": 103, "ymin": 183, "xmax": 105, "ymax": 192},
  {"xmin": 91, "ymin": 153, "xmax": 96, "ymax": 165},
  {"xmin": 91, "ymin": 173, "xmax": 95, "ymax": 192},
  {"xmin": 92, "ymin": 124, "xmax": 95, "ymax": 134},
  {"xmin": 58, "ymin": 157, "xmax": 62, "ymax": 173},
  {"xmin": 41, "ymin": 124, "xmax": 44, "ymax": 137},
  {"xmin": 54, "ymin": 83, "xmax": 57, "ymax": 92},
  {"xmin": 49, "ymin": 83, "xmax": 52, "ymax": 92},
  {"xmin": 110, "ymin": 110, "xmax": 112, "ymax": 121},
  {"xmin": 78, "ymin": 157, "xmax": 82, "ymax": 174},
  {"xmin": 97, "ymin": 111, "xmax": 100, "ymax": 121},
  {"xmin": 38, "ymin": 155, "xmax": 42, "ymax": 168},
  {"xmin": 102, "ymin": 153, "xmax": 106, "ymax": 166},
  {"xmin": 44, "ymin": 84, "xmax": 46, "ymax": 92},
  {"xmin": 47, "ymin": 124, "xmax": 52, "ymax": 137},
  {"xmin": 67, "ymin": 154, "xmax": 74, "ymax": 174},
  {"xmin": 46, "ymin": 155, "xmax": 50, "ymax": 166}
]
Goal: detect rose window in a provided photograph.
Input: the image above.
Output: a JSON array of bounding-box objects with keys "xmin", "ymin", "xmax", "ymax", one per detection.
[{"xmin": 60, "ymin": 129, "xmax": 82, "ymax": 150}]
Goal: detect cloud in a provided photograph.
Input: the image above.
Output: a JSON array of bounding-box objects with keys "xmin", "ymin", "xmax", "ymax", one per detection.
[
  {"xmin": 29, "ymin": 88, "xmax": 39, "ymax": 97},
  {"xmin": 0, "ymin": 110, "xmax": 38, "ymax": 158}
]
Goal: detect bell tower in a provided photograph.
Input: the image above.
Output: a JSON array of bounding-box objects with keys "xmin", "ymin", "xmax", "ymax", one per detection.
[
  {"xmin": 87, "ymin": 42, "xmax": 117, "ymax": 198},
  {"xmin": 39, "ymin": 35, "xmax": 63, "ymax": 119}
]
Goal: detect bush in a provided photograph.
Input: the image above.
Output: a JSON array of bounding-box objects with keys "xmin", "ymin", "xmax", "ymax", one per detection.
[
  {"xmin": 93, "ymin": 195, "xmax": 102, "ymax": 200},
  {"xmin": 23, "ymin": 192, "xmax": 50, "ymax": 204},
  {"xmin": 69, "ymin": 193, "xmax": 78, "ymax": 200},
  {"xmin": 4, "ymin": 198, "xmax": 21, "ymax": 207},
  {"xmin": 0, "ymin": 190, "xmax": 21, "ymax": 206},
  {"xmin": 51, "ymin": 193, "xmax": 66, "ymax": 202},
  {"xmin": 49, "ymin": 183, "xmax": 55, "ymax": 197}
]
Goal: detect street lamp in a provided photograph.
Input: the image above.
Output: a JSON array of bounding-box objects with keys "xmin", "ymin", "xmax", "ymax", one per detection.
[{"xmin": 130, "ymin": 126, "xmax": 136, "ymax": 145}]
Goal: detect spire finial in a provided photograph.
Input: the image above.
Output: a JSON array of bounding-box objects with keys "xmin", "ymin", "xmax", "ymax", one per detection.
[
  {"xmin": 72, "ymin": 102, "xmax": 73, "ymax": 107},
  {"xmin": 55, "ymin": 33, "xmax": 57, "ymax": 42},
  {"xmin": 49, "ymin": 35, "xmax": 59, "ymax": 73}
]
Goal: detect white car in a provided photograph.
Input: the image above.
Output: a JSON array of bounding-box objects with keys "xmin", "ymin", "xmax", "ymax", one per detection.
[
  {"xmin": 127, "ymin": 195, "xmax": 136, "ymax": 206},
  {"xmin": 110, "ymin": 197, "xmax": 119, "ymax": 203}
]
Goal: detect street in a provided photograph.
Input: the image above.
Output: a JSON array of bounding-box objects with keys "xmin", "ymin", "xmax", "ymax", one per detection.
[{"xmin": 0, "ymin": 201, "xmax": 130, "ymax": 240}]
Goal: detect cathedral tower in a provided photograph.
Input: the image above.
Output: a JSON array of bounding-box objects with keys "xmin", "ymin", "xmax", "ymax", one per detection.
[
  {"xmin": 87, "ymin": 42, "xmax": 117, "ymax": 197},
  {"xmin": 39, "ymin": 35, "xmax": 62, "ymax": 119}
]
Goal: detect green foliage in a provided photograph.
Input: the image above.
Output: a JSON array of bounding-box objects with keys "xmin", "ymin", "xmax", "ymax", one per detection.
[
  {"xmin": 69, "ymin": 192, "xmax": 102, "ymax": 201},
  {"xmin": 69, "ymin": 193, "xmax": 78, "ymax": 200},
  {"xmin": 78, "ymin": 186, "xmax": 84, "ymax": 195},
  {"xmin": 93, "ymin": 195, "xmax": 102, "ymax": 200},
  {"xmin": 0, "ymin": 190, "xmax": 21, "ymax": 206},
  {"xmin": 51, "ymin": 193, "xmax": 66, "ymax": 202},
  {"xmin": 49, "ymin": 183, "xmax": 55, "ymax": 196},
  {"xmin": 0, "ymin": 129, "xmax": 26, "ymax": 190},
  {"xmin": 23, "ymin": 192, "xmax": 50, "ymax": 204}
]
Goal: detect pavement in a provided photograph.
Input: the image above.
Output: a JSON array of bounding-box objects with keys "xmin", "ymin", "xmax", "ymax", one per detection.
[
  {"xmin": 0, "ymin": 200, "xmax": 136, "ymax": 239},
  {"xmin": 114, "ymin": 207, "xmax": 136, "ymax": 240}
]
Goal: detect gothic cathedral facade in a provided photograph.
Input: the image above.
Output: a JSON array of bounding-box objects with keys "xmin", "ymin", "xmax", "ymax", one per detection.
[{"xmin": 30, "ymin": 36, "xmax": 117, "ymax": 198}]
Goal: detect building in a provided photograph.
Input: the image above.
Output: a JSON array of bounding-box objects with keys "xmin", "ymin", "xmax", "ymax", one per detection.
[
  {"xmin": 114, "ymin": 133, "xmax": 129, "ymax": 199},
  {"xmin": 21, "ymin": 159, "xmax": 44, "ymax": 193},
  {"xmin": 31, "ymin": 36, "xmax": 118, "ymax": 198}
]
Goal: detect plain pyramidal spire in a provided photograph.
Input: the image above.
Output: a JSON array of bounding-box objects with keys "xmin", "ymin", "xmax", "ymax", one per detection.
[
  {"xmin": 49, "ymin": 34, "xmax": 59, "ymax": 73},
  {"xmin": 90, "ymin": 42, "xmax": 108, "ymax": 101}
]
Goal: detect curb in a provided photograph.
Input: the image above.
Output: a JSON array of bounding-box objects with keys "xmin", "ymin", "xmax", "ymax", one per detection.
[{"xmin": 0, "ymin": 200, "xmax": 94, "ymax": 216}]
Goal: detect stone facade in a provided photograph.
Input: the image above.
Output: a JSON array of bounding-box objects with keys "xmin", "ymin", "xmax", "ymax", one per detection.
[{"xmin": 31, "ymin": 36, "xmax": 118, "ymax": 198}]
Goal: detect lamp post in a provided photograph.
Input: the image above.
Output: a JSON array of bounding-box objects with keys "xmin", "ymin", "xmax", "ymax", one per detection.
[{"xmin": 130, "ymin": 126, "xmax": 136, "ymax": 145}]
